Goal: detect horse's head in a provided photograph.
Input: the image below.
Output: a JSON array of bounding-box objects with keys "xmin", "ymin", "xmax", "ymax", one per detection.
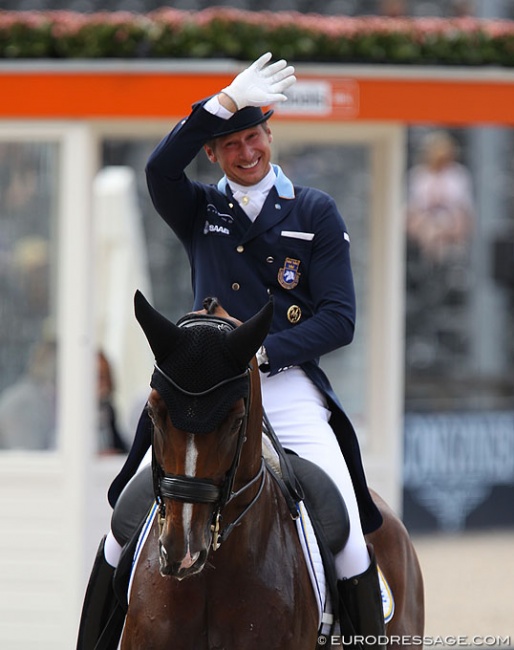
[{"xmin": 134, "ymin": 291, "xmax": 272, "ymax": 579}]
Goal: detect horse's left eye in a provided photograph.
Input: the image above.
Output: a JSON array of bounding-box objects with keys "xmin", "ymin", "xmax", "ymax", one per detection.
[{"xmin": 230, "ymin": 417, "xmax": 244, "ymax": 434}]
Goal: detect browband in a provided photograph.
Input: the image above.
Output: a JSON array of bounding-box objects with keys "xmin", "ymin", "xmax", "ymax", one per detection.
[
  {"xmin": 153, "ymin": 363, "xmax": 249, "ymax": 398},
  {"xmin": 176, "ymin": 314, "xmax": 238, "ymax": 332}
]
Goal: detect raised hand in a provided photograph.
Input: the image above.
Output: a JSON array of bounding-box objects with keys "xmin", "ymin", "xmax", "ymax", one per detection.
[{"xmin": 221, "ymin": 52, "xmax": 296, "ymax": 110}]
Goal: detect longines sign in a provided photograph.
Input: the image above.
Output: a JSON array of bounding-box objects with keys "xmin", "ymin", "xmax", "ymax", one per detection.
[{"xmin": 403, "ymin": 411, "xmax": 514, "ymax": 531}]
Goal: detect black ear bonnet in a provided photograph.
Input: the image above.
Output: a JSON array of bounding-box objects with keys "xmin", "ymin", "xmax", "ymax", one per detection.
[
  {"xmin": 150, "ymin": 321, "xmax": 248, "ymax": 434},
  {"xmin": 134, "ymin": 291, "xmax": 272, "ymax": 434}
]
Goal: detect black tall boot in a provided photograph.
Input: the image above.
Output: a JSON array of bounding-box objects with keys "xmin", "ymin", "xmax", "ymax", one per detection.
[
  {"xmin": 76, "ymin": 536, "xmax": 124, "ymax": 650},
  {"xmin": 337, "ymin": 545, "xmax": 386, "ymax": 649}
]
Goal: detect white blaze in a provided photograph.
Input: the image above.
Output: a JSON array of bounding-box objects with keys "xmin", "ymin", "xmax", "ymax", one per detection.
[{"xmin": 182, "ymin": 434, "xmax": 198, "ymax": 546}]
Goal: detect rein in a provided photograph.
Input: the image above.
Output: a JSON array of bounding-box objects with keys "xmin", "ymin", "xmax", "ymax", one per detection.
[{"xmin": 151, "ymin": 315, "xmax": 266, "ymax": 552}]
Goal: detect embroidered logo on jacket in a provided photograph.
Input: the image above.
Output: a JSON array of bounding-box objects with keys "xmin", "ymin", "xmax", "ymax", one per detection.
[
  {"xmin": 206, "ymin": 204, "xmax": 234, "ymax": 223},
  {"xmin": 204, "ymin": 220, "xmax": 230, "ymax": 236},
  {"xmin": 203, "ymin": 204, "xmax": 233, "ymax": 236},
  {"xmin": 278, "ymin": 257, "xmax": 301, "ymax": 289}
]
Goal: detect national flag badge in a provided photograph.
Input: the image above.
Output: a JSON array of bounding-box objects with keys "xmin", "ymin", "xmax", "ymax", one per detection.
[{"xmin": 278, "ymin": 257, "xmax": 301, "ymax": 290}]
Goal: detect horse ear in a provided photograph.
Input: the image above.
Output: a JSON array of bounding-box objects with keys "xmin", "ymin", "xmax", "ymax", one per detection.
[
  {"xmin": 134, "ymin": 290, "xmax": 182, "ymax": 362},
  {"xmin": 226, "ymin": 299, "xmax": 273, "ymax": 367}
]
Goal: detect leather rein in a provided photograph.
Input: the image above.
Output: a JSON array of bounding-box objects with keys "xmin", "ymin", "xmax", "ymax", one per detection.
[{"xmin": 151, "ymin": 316, "xmax": 266, "ymax": 552}]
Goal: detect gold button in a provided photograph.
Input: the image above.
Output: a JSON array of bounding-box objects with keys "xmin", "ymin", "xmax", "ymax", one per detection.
[
  {"xmin": 287, "ymin": 305, "xmax": 302, "ymax": 323},
  {"xmin": 236, "ymin": 245, "xmax": 244, "ymax": 253},
  {"xmin": 231, "ymin": 283, "xmax": 240, "ymax": 291}
]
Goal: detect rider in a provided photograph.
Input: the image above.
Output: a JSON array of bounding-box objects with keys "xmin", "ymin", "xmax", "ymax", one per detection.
[{"xmin": 77, "ymin": 53, "xmax": 385, "ymax": 648}]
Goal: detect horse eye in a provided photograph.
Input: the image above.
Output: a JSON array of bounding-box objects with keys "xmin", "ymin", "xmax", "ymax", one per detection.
[{"xmin": 230, "ymin": 417, "xmax": 244, "ymax": 434}]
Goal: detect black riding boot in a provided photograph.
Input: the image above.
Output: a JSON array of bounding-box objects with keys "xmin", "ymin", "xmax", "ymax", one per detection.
[
  {"xmin": 76, "ymin": 536, "xmax": 124, "ymax": 650},
  {"xmin": 337, "ymin": 545, "xmax": 386, "ymax": 650}
]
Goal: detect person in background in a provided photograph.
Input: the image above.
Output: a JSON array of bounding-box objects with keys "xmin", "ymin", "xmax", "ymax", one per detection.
[
  {"xmin": 378, "ymin": 0, "xmax": 407, "ymax": 17},
  {"xmin": 406, "ymin": 130, "xmax": 474, "ymax": 264},
  {"xmin": 0, "ymin": 344, "xmax": 127, "ymax": 455},
  {"xmin": 0, "ymin": 339, "xmax": 57, "ymax": 450},
  {"xmin": 97, "ymin": 350, "xmax": 128, "ymax": 456}
]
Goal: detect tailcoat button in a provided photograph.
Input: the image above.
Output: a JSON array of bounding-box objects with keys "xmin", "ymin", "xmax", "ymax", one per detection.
[
  {"xmin": 266, "ymin": 256, "xmax": 274, "ymax": 263},
  {"xmin": 231, "ymin": 282, "xmax": 240, "ymax": 291},
  {"xmin": 236, "ymin": 245, "xmax": 244, "ymax": 253}
]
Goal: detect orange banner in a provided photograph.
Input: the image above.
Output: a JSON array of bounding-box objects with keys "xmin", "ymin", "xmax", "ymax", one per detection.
[{"xmin": 1, "ymin": 68, "xmax": 514, "ymax": 125}]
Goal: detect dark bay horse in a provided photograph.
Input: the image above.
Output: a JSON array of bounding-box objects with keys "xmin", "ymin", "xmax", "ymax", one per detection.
[{"xmin": 120, "ymin": 292, "xmax": 423, "ymax": 649}]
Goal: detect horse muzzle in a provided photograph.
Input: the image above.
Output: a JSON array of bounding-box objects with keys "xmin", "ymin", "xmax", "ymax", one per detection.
[
  {"xmin": 158, "ymin": 541, "xmax": 209, "ymax": 579},
  {"xmin": 158, "ymin": 506, "xmax": 212, "ymax": 579}
]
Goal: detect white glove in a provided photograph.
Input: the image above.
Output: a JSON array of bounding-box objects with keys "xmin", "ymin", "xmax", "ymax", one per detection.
[{"xmin": 222, "ymin": 52, "xmax": 296, "ymax": 110}]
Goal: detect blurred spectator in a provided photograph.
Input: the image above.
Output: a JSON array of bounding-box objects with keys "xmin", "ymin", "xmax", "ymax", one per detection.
[
  {"xmin": 451, "ymin": 0, "xmax": 475, "ymax": 17},
  {"xmin": 379, "ymin": 0, "xmax": 407, "ymax": 17},
  {"xmin": 12, "ymin": 236, "xmax": 51, "ymax": 317},
  {"xmin": 406, "ymin": 130, "xmax": 475, "ymax": 263},
  {"xmin": 0, "ymin": 343, "xmax": 127, "ymax": 454},
  {"xmin": 97, "ymin": 350, "xmax": 128, "ymax": 455},
  {"xmin": 0, "ymin": 339, "xmax": 57, "ymax": 450}
]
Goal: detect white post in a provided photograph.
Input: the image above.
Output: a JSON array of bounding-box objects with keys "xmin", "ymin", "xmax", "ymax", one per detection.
[
  {"xmin": 366, "ymin": 124, "xmax": 407, "ymax": 513},
  {"xmin": 56, "ymin": 123, "xmax": 97, "ymax": 647}
]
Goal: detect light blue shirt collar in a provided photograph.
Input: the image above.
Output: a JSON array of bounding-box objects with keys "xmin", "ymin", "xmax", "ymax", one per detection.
[{"xmin": 217, "ymin": 164, "xmax": 295, "ymax": 200}]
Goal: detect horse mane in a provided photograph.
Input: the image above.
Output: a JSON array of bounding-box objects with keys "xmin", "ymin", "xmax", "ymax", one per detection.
[{"xmin": 198, "ymin": 296, "xmax": 242, "ymax": 325}]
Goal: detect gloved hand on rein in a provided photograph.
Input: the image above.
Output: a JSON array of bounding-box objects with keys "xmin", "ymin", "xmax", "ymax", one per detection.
[{"xmin": 221, "ymin": 52, "xmax": 296, "ymax": 110}]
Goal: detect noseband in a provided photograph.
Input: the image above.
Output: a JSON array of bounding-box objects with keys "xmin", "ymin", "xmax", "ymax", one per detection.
[{"xmin": 151, "ymin": 314, "xmax": 266, "ymax": 551}]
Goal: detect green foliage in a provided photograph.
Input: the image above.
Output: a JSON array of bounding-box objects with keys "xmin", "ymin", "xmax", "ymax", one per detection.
[{"xmin": 1, "ymin": 9, "xmax": 514, "ymax": 66}]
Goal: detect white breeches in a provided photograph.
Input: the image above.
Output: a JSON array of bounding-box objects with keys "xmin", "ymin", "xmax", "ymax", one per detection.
[
  {"xmin": 105, "ymin": 367, "xmax": 370, "ymax": 579},
  {"xmin": 260, "ymin": 367, "xmax": 370, "ymax": 579}
]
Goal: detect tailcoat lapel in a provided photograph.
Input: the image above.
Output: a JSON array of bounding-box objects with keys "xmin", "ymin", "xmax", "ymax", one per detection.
[{"xmin": 239, "ymin": 187, "xmax": 295, "ymax": 244}]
